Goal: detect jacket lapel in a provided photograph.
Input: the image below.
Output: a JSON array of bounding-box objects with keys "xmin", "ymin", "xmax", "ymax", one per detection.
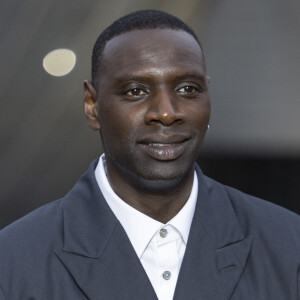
[
  {"xmin": 174, "ymin": 165, "xmax": 253, "ymax": 300},
  {"xmin": 54, "ymin": 160, "xmax": 157, "ymax": 299}
]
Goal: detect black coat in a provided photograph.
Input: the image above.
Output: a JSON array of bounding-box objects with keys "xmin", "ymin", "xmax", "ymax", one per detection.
[{"xmin": 0, "ymin": 159, "xmax": 300, "ymax": 299}]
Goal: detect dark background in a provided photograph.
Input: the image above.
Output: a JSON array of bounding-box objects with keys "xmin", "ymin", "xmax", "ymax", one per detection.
[{"xmin": 1, "ymin": 0, "xmax": 299, "ymax": 229}]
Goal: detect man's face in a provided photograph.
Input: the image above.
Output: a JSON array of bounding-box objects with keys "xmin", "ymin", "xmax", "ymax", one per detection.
[{"xmin": 97, "ymin": 29, "xmax": 210, "ymax": 183}]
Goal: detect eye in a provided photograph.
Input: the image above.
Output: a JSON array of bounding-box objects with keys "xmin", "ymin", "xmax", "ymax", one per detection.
[
  {"xmin": 177, "ymin": 85, "xmax": 199, "ymax": 94},
  {"xmin": 125, "ymin": 88, "xmax": 147, "ymax": 96}
]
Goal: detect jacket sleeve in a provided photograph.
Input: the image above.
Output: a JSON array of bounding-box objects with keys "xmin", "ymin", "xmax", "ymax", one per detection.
[
  {"xmin": 298, "ymin": 267, "xmax": 300, "ymax": 300},
  {"xmin": 0, "ymin": 285, "xmax": 5, "ymax": 300}
]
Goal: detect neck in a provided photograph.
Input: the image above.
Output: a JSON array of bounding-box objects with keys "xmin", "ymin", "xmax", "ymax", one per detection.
[{"xmin": 106, "ymin": 160, "xmax": 195, "ymax": 223}]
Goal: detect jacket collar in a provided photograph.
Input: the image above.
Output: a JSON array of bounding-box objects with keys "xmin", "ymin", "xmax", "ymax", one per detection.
[
  {"xmin": 194, "ymin": 164, "xmax": 245, "ymax": 248},
  {"xmin": 61, "ymin": 158, "xmax": 118, "ymax": 258}
]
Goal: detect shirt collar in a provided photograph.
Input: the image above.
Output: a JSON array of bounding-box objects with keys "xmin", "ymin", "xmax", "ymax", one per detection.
[
  {"xmin": 95, "ymin": 154, "xmax": 198, "ymax": 258},
  {"xmin": 168, "ymin": 172, "xmax": 198, "ymax": 244}
]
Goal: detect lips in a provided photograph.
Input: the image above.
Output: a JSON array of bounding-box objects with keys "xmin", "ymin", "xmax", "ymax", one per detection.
[{"xmin": 138, "ymin": 135, "xmax": 190, "ymax": 161}]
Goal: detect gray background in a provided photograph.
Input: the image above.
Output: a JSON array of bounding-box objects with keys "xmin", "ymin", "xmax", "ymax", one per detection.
[{"xmin": 1, "ymin": 0, "xmax": 299, "ymax": 228}]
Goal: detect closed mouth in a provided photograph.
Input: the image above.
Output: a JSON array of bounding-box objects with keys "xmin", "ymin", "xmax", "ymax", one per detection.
[
  {"xmin": 144, "ymin": 142, "xmax": 184, "ymax": 146},
  {"xmin": 138, "ymin": 136, "xmax": 190, "ymax": 161},
  {"xmin": 138, "ymin": 134, "xmax": 190, "ymax": 145}
]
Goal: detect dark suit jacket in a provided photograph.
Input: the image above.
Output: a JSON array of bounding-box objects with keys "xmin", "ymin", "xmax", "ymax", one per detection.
[{"xmin": 0, "ymin": 159, "xmax": 300, "ymax": 299}]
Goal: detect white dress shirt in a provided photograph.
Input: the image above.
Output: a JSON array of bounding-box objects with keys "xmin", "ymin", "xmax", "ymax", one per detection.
[{"xmin": 95, "ymin": 154, "xmax": 198, "ymax": 300}]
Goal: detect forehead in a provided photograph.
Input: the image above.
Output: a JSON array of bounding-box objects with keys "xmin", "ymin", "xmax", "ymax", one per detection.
[{"xmin": 100, "ymin": 29, "xmax": 205, "ymax": 78}]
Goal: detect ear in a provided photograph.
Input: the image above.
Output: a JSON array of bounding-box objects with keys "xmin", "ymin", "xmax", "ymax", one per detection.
[
  {"xmin": 83, "ymin": 80, "xmax": 100, "ymax": 130},
  {"xmin": 206, "ymin": 75, "xmax": 210, "ymax": 85}
]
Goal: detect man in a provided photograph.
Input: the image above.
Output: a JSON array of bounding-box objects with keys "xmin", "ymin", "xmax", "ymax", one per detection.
[{"xmin": 0, "ymin": 10, "xmax": 299, "ymax": 300}]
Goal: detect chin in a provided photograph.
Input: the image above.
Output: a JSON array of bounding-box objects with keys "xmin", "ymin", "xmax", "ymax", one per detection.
[
  {"xmin": 108, "ymin": 152, "xmax": 195, "ymax": 192},
  {"xmin": 127, "ymin": 162, "xmax": 194, "ymax": 193},
  {"xmin": 130, "ymin": 172, "xmax": 188, "ymax": 194}
]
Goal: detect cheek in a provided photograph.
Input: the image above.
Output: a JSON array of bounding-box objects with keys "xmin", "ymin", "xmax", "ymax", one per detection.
[{"xmin": 99, "ymin": 104, "xmax": 144, "ymax": 145}]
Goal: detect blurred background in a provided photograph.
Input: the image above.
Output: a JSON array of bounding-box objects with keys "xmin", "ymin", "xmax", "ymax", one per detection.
[{"xmin": 1, "ymin": 0, "xmax": 299, "ymax": 229}]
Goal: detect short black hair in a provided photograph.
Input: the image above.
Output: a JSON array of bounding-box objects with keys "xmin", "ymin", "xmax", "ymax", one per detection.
[{"xmin": 91, "ymin": 9, "xmax": 204, "ymax": 90}]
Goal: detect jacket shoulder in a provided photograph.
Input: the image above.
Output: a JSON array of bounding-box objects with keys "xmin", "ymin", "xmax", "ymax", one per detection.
[
  {"xmin": 0, "ymin": 198, "xmax": 64, "ymax": 257},
  {"xmin": 205, "ymin": 175, "xmax": 300, "ymax": 246},
  {"xmin": 0, "ymin": 199, "xmax": 66, "ymax": 297}
]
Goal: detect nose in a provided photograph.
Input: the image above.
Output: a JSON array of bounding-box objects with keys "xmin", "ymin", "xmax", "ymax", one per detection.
[{"xmin": 145, "ymin": 90, "xmax": 184, "ymax": 126}]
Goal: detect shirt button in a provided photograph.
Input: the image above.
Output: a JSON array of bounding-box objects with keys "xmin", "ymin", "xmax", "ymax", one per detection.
[
  {"xmin": 160, "ymin": 228, "xmax": 168, "ymax": 238},
  {"xmin": 162, "ymin": 271, "xmax": 171, "ymax": 280}
]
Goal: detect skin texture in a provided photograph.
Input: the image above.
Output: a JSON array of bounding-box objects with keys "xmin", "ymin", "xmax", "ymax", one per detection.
[{"xmin": 84, "ymin": 29, "xmax": 211, "ymax": 222}]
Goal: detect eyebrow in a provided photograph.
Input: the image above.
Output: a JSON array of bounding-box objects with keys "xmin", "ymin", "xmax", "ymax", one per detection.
[
  {"xmin": 113, "ymin": 72, "xmax": 206, "ymax": 86},
  {"xmin": 175, "ymin": 73, "xmax": 206, "ymax": 82}
]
